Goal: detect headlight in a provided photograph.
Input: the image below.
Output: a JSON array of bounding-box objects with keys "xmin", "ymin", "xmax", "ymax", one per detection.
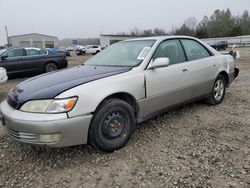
[
  {"xmin": 20, "ymin": 100, "xmax": 52, "ymax": 113},
  {"xmin": 46, "ymin": 97, "xmax": 78, "ymax": 113},
  {"xmin": 20, "ymin": 97, "xmax": 78, "ymax": 113}
]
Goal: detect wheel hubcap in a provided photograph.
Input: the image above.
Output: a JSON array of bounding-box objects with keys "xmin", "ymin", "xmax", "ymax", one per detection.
[
  {"xmin": 45, "ymin": 63, "xmax": 57, "ymax": 72},
  {"xmin": 213, "ymin": 79, "xmax": 224, "ymax": 101},
  {"xmin": 102, "ymin": 111, "xmax": 125, "ymax": 139}
]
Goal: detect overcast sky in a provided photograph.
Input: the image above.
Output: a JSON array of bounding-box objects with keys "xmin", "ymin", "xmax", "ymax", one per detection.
[{"xmin": 0, "ymin": 0, "xmax": 249, "ymax": 45}]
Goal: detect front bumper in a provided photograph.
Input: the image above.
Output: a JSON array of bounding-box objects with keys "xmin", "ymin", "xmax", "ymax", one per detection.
[{"xmin": 0, "ymin": 100, "xmax": 92, "ymax": 147}]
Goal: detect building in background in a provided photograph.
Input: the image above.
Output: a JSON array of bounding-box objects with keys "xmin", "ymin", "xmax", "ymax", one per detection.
[
  {"xmin": 100, "ymin": 34, "xmax": 138, "ymax": 48},
  {"xmin": 8, "ymin": 33, "xmax": 58, "ymax": 48}
]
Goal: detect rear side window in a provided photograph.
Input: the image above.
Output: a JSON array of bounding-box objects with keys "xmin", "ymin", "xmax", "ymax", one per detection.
[
  {"xmin": 41, "ymin": 50, "xmax": 47, "ymax": 55},
  {"xmin": 26, "ymin": 49, "xmax": 40, "ymax": 56},
  {"xmin": 181, "ymin": 39, "xmax": 210, "ymax": 61},
  {"xmin": 153, "ymin": 39, "xmax": 186, "ymax": 65}
]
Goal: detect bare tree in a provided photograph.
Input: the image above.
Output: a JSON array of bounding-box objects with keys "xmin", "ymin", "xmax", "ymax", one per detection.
[
  {"xmin": 130, "ymin": 27, "xmax": 142, "ymax": 36},
  {"xmin": 153, "ymin": 28, "xmax": 166, "ymax": 36},
  {"xmin": 184, "ymin": 17, "xmax": 198, "ymax": 30}
]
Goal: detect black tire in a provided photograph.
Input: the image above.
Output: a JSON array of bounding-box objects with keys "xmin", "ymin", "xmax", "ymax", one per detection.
[
  {"xmin": 88, "ymin": 99, "xmax": 135, "ymax": 152},
  {"xmin": 44, "ymin": 62, "xmax": 58, "ymax": 73},
  {"xmin": 206, "ymin": 75, "xmax": 226, "ymax": 105}
]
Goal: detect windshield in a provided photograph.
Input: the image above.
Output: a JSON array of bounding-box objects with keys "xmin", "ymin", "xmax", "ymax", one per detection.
[
  {"xmin": 85, "ymin": 40, "xmax": 156, "ymax": 67},
  {"xmin": 0, "ymin": 49, "xmax": 7, "ymax": 56}
]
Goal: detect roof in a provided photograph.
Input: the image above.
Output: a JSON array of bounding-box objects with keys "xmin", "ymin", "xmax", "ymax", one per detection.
[
  {"xmin": 9, "ymin": 33, "xmax": 58, "ymax": 39},
  {"xmin": 100, "ymin": 34, "xmax": 199, "ymax": 41},
  {"xmin": 124, "ymin": 35, "xmax": 198, "ymax": 41},
  {"xmin": 100, "ymin": 34, "xmax": 139, "ymax": 37}
]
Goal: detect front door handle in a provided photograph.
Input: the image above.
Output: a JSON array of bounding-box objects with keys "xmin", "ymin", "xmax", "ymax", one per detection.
[{"xmin": 182, "ymin": 68, "xmax": 188, "ymax": 72}]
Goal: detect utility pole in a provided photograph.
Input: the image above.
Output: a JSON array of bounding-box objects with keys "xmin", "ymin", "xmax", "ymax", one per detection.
[{"xmin": 5, "ymin": 26, "xmax": 9, "ymax": 47}]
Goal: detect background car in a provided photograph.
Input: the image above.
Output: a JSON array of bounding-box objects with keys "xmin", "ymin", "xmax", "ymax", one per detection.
[
  {"xmin": 0, "ymin": 47, "xmax": 68, "ymax": 77},
  {"xmin": 0, "ymin": 67, "xmax": 8, "ymax": 83},
  {"xmin": 75, "ymin": 45, "xmax": 86, "ymax": 55},
  {"xmin": 85, "ymin": 45, "xmax": 101, "ymax": 55},
  {"xmin": 210, "ymin": 41, "xmax": 228, "ymax": 51},
  {"xmin": 66, "ymin": 47, "xmax": 74, "ymax": 51},
  {"xmin": 47, "ymin": 48, "xmax": 71, "ymax": 56}
]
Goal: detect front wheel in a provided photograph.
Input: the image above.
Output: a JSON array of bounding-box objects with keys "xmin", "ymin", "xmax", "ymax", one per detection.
[
  {"xmin": 206, "ymin": 75, "xmax": 226, "ymax": 105},
  {"xmin": 88, "ymin": 99, "xmax": 135, "ymax": 152}
]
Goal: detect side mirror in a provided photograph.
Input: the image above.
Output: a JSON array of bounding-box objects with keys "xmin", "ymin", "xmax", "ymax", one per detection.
[
  {"xmin": 148, "ymin": 57, "xmax": 170, "ymax": 69},
  {"xmin": 1, "ymin": 55, "xmax": 8, "ymax": 60}
]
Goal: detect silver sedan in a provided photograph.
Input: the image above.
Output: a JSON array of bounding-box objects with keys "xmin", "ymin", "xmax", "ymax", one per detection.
[{"xmin": 0, "ymin": 36, "xmax": 239, "ymax": 152}]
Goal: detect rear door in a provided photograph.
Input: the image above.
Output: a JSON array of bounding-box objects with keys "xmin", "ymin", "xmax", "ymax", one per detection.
[
  {"xmin": 0, "ymin": 48, "xmax": 26, "ymax": 75},
  {"xmin": 180, "ymin": 39, "xmax": 217, "ymax": 98},
  {"xmin": 142, "ymin": 39, "xmax": 192, "ymax": 116}
]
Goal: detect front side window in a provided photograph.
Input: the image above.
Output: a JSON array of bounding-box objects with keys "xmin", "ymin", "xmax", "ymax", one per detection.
[
  {"xmin": 153, "ymin": 39, "xmax": 186, "ymax": 65},
  {"xmin": 181, "ymin": 39, "xmax": 210, "ymax": 61},
  {"xmin": 85, "ymin": 40, "xmax": 156, "ymax": 67},
  {"xmin": 4, "ymin": 49, "xmax": 25, "ymax": 58}
]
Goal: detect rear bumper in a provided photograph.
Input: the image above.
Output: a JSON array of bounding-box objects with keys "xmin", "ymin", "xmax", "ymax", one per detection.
[
  {"xmin": 0, "ymin": 100, "xmax": 92, "ymax": 147},
  {"xmin": 229, "ymin": 68, "xmax": 239, "ymax": 85}
]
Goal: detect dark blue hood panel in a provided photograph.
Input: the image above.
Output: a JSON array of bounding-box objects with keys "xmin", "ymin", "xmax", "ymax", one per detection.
[{"xmin": 8, "ymin": 65, "xmax": 131, "ymax": 106}]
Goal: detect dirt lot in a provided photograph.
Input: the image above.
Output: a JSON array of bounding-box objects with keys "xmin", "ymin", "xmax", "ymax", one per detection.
[{"xmin": 0, "ymin": 50, "xmax": 249, "ymax": 187}]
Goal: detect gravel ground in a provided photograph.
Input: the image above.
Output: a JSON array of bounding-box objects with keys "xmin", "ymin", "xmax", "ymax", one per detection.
[{"xmin": 0, "ymin": 50, "xmax": 249, "ymax": 188}]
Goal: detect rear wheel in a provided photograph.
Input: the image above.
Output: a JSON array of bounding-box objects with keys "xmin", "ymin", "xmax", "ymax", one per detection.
[
  {"xmin": 206, "ymin": 75, "xmax": 226, "ymax": 105},
  {"xmin": 88, "ymin": 99, "xmax": 135, "ymax": 152},
  {"xmin": 44, "ymin": 62, "xmax": 58, "ymax": 73}
]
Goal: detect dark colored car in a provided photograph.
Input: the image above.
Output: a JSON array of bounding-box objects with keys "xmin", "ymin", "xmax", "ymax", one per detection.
[
  {"xmin": 210, "ymin": 41, "xmax": 228, "ymax": 51},
  {"xmin": 0, "ymin": 47, "xmax": 68, "ymax": 77},
  {"xmin": 47, "ymin": 48, "xmax": 71, "ymax": 57},
  {"xmin": 75, "ymin": 48, "xmax": 86, "ymax": 56}
]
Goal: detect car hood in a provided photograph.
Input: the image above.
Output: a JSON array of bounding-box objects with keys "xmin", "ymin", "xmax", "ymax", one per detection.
[{"xmin": 8, "ymin": 65, "xmax": 132, "ymax": 107}]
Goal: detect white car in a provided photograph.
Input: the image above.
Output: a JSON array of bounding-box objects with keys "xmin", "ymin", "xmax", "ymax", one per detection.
[
  {"xmin": 0, "ymin": 67, "xmax": 8, "ymax": 83},
  {"xmin": 85, "ymin": 45, "xmax": 101, "ymax": 55}
]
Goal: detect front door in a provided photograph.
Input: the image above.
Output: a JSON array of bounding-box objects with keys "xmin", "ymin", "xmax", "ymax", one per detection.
[
  {"xmin": 141, "ymin": 39, "xmax": 192, "ymax": 117},
  {"xmin": 0, "ymin": 48, "xmax": 26, "ymax": 75}
]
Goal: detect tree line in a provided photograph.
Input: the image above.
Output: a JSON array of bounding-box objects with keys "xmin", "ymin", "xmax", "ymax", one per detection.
[{"xmin": 121, "ymin": 9, "xmax": 250, "ymax": 39}]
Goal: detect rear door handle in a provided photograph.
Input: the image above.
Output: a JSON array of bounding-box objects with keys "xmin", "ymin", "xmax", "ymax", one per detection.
[{"xmin": 182, "ymin": 68, "xmax": 188, "ymax": 72}]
